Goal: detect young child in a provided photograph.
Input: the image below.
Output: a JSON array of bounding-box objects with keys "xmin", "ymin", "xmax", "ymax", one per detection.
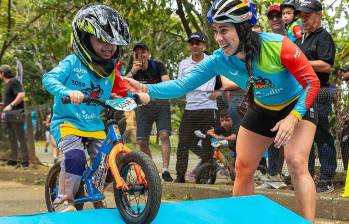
[
  {"xmin": 42, "ymin": 3, "xmax": 148, "ymax": 212},
  {"xmin": 281, "ymin": 0, "xmax": 302, "ymax": 42},
  {"xmin": 207, "ymin": 109, "xmax": 236, "ymax": 151},
  {"xmin": 207, "ymin": 109, "xmax": 237, "ymax": 177}
]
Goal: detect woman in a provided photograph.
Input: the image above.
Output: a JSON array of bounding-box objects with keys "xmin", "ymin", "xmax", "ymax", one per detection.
[{"xmin": 127, "ymin": 0, "xmax": 319, "ymax": 222}]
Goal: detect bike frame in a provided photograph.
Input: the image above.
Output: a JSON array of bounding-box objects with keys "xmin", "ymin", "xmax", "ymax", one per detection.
[{"xmin": 69, "ymin": 98, "xmax": 147, "ymax": 204}]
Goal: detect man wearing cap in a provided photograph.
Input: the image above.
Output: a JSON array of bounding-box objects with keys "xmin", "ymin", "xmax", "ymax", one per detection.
[
  {"xmin": 266, "ymin": 5, "xmax": 286, "ymax": 35},
  {"xmin": 0, "ymin": 64, "xmax": 29, "ymax": 167},
  {"xmin": 126, "ymin": 43, "xmax": 173, "ymax": 182},
  {"xmin": 174, "ymin": 32, "xmax": 218, "ymax": 183},
  {"xmin": 296, "ymin": 0, "xmax": 337, "ymax": 193}
]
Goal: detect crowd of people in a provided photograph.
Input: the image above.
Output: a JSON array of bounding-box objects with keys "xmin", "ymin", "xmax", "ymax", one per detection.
[{"xmin": 0, "ymin": 0, "xmax": 347, "ymax": 222}]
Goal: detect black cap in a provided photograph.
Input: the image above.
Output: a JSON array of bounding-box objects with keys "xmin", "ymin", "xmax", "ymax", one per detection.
[
  {"xmin": 0, "ymin": 64, "xmax": 12, "ymax": 75},
  {"xmin": 133, "ymin": 42, "xmax": 149, "ymax": 51},
  {"xmin": 298, "ymin": 0, "xmax": 322, "ymax": 13},
  {"xmin": 188, "ymin": 32, "xmax": 205, "ymax": 42}
]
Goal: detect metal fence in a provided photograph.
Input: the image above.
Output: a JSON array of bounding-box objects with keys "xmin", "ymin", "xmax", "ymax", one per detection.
[{"xmin": 0, "ymin": 87, "xmax": 348, "ymax": 185}]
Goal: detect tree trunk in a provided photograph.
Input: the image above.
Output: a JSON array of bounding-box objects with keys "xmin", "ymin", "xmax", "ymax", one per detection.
[{"xmin": 24, "ymin": 101, "xmax": 40, "ymax": 164}]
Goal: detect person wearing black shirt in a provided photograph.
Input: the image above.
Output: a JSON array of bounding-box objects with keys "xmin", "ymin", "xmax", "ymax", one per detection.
[
  {"xmin": 126, "ymin": 43, "xmax": 173, "ymax": 182},
  {"xmin": 0, "ymin": 64, "xmax": 29, "ymax": 167},
  {"xmin": 296, "ymin": 0, "xmax": 336, "ymax": 193}
]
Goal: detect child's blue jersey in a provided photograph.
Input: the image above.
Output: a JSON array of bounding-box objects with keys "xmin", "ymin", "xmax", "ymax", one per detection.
[{"xmin": 42, "ymin": 54, "xmax": 114, "ymax": 143}]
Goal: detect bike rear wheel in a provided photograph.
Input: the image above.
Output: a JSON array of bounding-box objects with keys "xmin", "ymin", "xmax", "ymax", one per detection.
[
  {"xmin": 45, "ymin": 162, "xmax": 85, "ymax": 212},
  {"xmin": 195, "ymin": 162, "xmax": 217, "ymax": 184},
  {"xmin": 114, "ymin": 151, "xmax": 161, "ymax": 224}
]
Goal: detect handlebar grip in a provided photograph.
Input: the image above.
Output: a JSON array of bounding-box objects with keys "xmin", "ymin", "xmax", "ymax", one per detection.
[
  {"xmin": 62, "ymin": 96, "xmax": 71, "ymax": 104},
  {"xmin": 131, "ymin": 94, "xmax": 141, "ymax": 105},
  {"xmin": 61, "ymin": 96, "xmax": 89, "ymax": 104}
]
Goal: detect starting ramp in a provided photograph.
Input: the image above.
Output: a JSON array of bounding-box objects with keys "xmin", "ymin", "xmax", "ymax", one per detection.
[{"xmin": 0, "ymin": 195, "xmax": 310, "ymax": 224}]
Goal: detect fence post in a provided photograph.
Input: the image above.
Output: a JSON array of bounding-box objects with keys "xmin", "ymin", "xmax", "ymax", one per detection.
[{"xmin": 24, "ymin": 98, "xmax": 40, "ymax": 164}]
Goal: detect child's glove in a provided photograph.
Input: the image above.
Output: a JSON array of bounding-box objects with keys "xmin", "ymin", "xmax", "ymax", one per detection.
[{"xmin": 194, "ymin": 130, "xmax": 206, "ymax": 139}]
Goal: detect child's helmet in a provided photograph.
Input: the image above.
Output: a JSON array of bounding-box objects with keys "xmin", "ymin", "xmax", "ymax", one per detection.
[
  {"xmin": 207, "ymin": 0, "xmax": 258, "ymax": 26},
  {"xmin": 281, "ymin": 0, "xmax": 300, "ymax": 18},
  {"xmin": 72, "ymin": 3, "xmax": 130, "ymax": 78},
  {"xmin": 281, "ymin": 0, "xmax": 300, "ymax": 11}
]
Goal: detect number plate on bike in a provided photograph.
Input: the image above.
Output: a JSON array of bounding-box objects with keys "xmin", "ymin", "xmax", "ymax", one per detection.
[{"xmin": 106, "ymin": 98, "xmax": 137, "ymax": 111}]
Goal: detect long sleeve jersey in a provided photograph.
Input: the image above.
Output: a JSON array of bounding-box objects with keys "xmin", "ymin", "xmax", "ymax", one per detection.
[
  {"xmin": 148, "ymin": 33, "xmax": 320, "ymax": 120},
  {"xmin": 287, "ymin": 20, "xmax": 303, "ymax": 42},
  {"xmin": 42, "ymin": 54, "xmax": 117, "ymax": 143}
]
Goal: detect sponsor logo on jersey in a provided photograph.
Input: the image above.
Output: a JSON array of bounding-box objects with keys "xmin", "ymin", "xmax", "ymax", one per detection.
[
  {"xmin": 81, "ymin": 81, "xmax": 104, "ymax": 98},
  {"xmin": 253, "ymin": 76, "xmax": 273, "ymax": 89}
]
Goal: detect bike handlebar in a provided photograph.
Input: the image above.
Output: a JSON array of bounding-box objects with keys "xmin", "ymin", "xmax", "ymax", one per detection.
[{"xmin": 62, "ymin": 94, "xmax": 141, "ymax": 109}]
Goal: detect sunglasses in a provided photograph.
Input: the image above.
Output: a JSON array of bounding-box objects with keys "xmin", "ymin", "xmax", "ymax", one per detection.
[{"xmin": 268, "ymin": 14, "xmax": 282, "ymax": 20}]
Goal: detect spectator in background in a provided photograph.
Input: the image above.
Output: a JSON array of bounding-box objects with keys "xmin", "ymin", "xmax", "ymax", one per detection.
[
  {"xmin": 281, "ymin": 0, "xmax": 303, "ymax": 42},
  {"xmin": 175, "ymin": 32, "xmax": 218, "ymax": 183},
  {"xmin": 296, "ymin": 0, "xmax": 337, "ymax": 193},
  {"xmin": 267, "ymin": 4, "xmax": 286, "ymax": 35},
  {"xmin": 0, "ymin": 64, "xmax": 29, "ymax": 167},
  {"xmin": 44, "ymin": 109, "xmax": 59, "ymax": 163},
  {"xmin": 126, "ymin": 42, "xmax": 173, "ymax": 182}
]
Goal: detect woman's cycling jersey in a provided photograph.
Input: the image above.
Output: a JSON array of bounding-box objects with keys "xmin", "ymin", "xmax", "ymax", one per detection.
[{"xmin": 148, "ymin": 33, "xmax": 320, "ymax": 120}]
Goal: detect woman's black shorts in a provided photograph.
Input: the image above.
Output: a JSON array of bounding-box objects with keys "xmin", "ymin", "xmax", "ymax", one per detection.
[{"xmin": 240, "ymin": 100, "xmax": 318, "ymax": 137}]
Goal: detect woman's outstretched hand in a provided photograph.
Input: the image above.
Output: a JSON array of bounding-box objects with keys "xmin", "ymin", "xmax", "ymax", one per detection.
[
  {"xmin": 123, "ymin": 77, "xmax": 148, "ymax": 93},
  {"xmin": 137, "ymin": 92, "xmax": 150, "ymax": 105},
  {"xmin": 271, "ymin": 113, "xmax": 299, "ymax": 148}
]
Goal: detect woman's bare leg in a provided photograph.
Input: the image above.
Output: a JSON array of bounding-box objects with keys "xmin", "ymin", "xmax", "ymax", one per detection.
[
  {"xmin": 284, "ymin": 120, "xmax": 316, "ymax": 222},
  {"xmin": 233, "ymin": 127, "xmax": 274, "ymax": 196}
]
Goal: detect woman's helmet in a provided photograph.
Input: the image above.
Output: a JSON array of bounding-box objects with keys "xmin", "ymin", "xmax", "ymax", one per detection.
[
  {"xmin": 72, "ymin": 3, "xmax": 130, "ymax": 78},
  {"xmin": 207, "ymin": 0, "xmax": 258, "ymax": 26}
]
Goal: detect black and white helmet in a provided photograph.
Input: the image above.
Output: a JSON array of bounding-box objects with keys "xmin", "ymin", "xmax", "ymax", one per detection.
[{"xmin": 72, "ymin": 3, "xmax": 130, "ymax": 78}]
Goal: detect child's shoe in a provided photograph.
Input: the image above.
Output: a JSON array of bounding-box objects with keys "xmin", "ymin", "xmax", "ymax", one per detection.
[{"xmin": 53, "ymin": 200, "xmax": 77, "ymax": 212}]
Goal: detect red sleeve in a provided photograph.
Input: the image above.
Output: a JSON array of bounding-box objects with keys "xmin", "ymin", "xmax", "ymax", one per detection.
[
  {"xmin": 293, "ymin": 25, "xmax": 302, "ymax": 39},
  {"xmin": 280, "ymin": 37, "xmax": 320, "ymax": 110},
  {"xmin": 112, "ymin": 62, "xmax": 138, "ymax": 97}
]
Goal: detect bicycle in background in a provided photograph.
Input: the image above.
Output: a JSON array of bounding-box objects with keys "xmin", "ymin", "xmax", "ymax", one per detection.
[
  {"xmin": 193, "ymin": 130, "xmax": 235, "ymax": 184},
  {"xmin": 45, "ymin": 95, "xmax": 161, "ymax": 224}
]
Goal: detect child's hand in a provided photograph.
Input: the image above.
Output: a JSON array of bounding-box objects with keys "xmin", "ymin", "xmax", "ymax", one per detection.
[
  {"xmin": 68, "ymin": 90, "xmax": 84, "ymax": 105},
  {"xmin": 137, "ymin": 92, "xmax": 150, "ymax": 105}
]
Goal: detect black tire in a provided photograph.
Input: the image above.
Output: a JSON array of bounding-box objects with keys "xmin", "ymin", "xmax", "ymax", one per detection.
[
  {"xmin": 195, "ymin": 162, "xmax": 217, "ymax": 184},
  {"xmin": 45, "ymin": 162, "xmax": 85, "ymax": 212},
  {"xmin": 114, "ymin": 151, "xmax": 161, "ymax": 224}
]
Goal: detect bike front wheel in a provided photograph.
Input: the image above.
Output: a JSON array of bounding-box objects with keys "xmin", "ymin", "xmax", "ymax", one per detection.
[{"xmin": 114, "ymin": 151, "xmax": 161, "ymax": 224}]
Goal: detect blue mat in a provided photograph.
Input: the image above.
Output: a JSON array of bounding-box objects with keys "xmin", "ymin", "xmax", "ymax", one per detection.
[{"xmin": 0, "ymin": 195, "xmax": 310, "ymax": 224}]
